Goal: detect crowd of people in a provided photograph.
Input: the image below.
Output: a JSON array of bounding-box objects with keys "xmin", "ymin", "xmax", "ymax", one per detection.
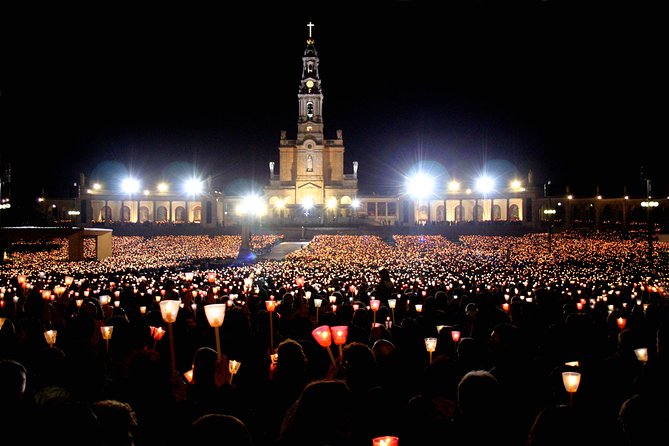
[{"xmin": 0, "ymin": 230, "xmax": 668, "ymax": 445}]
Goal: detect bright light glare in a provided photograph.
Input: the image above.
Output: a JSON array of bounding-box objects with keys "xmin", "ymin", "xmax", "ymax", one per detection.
[
  {"xmin": 351, "ymin": 199, "xmax": 361, "ymax": 208},
  {"xmin": 448, "ymin": 180, "xmax": 460, "ymax": 192},
  {"xmin": 93, "ymin": 183, "xmax": 101, "ymax": 190},
  {"xmin": 157, "ymin": 182, "xmax": 169, "ymax": 193},
  {"xmin": 302, "ymin": 197, "xmax": 314, "ymax": 210},
  {"xmin": 475, "ymin": 176, "xmax": 494, "ymax": 193},
  {"xmin": 327, "ymin": 197, "xmax": 337, "ymax": 209},
  {"xmin": 510, "ymin": 179, "xmax": 522, "ymax": 190},
  {"xmin": 184, "ymin": 179, "xmax": 203, "ymax": 195},
  {"xmin": 121, "ymin": 178, "xmax": 140, "ymax": 194},
  {"xmin": 238, "ymin": 194, "xmax": 267, "ymax": 216},
  {"xmin": 406, "ymin": 173, "xmax": 434, "ymax": 199}
]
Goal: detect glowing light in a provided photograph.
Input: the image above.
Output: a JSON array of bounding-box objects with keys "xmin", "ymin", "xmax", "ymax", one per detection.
[
  {"xmin": 157, "ymin": 182, "xmax": 169, "ymax": 192},
  {"xmin": 475, "ymin": 176, "xmax": 494, "ymax": 194},
  {"xmin": 448, "ymin": 180, "xmax": 461, "ymax": 192},
  {"xmin": 184, "ymin": 178, "xmax": 203, "ymax": 196},
  {"xmin": 121, "ymin": 178, "xmax": 140, "ymax": 194},
  {"xmin": 406, "ymin": 173, "xmax": 434, "ymax": 199}
]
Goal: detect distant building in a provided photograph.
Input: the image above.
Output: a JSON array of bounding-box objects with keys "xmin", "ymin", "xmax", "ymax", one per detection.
[{"xmin": 48, "ymin": 24, "xmax": 664, "ymax": 232}]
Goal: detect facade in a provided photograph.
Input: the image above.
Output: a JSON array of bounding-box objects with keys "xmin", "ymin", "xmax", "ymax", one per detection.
[{"xmin": 45, "ymin": 23, "xmax": 667, "ymax": 232}]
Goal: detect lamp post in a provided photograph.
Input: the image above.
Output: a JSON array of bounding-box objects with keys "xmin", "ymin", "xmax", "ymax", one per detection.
[
  {"xmin": 543, "ymin": 208, "xmax": 556, "ymax": 253},
  {"xmin": 159, "ymin": 299, "xmax": 180, "ymax": 380},
  {"xmin": 641, "ymin": 197, "xmax": 658, "ymax": 263},
  {"xmin": 204, "ymin": 303, "xmax": 226, "ymax": 358}
]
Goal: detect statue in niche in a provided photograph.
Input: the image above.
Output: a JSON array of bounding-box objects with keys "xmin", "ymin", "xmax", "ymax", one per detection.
[
  {"xmin": 306, "ymin": 154, "xmax": 313, "ymax": 172},
  {"xmin": 280, "ymin": 130, "xmax": 287, "ymax": 140},
  {"xmin": 353, "ymin": 161, "xmax": 358, "ymax": 177},
  {"xmin": 269, "ymin": 161, "xmax": 275, "ymax": 175},
  {"xmin": 336, "ymin": 129, "xmax": 343, "ymax": 139}
]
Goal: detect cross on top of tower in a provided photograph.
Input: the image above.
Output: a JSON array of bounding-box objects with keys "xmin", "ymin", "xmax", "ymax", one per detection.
[{"xmin": 307, "ymin": 22, "xmax": 314, "ymax": 38}]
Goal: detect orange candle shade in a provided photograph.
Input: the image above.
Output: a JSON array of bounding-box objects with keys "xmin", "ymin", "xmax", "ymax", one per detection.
[
  {"xmin": 562, "ymin": 371, "xmax": 581, "ymax": 393},
  {"xmin": 149, "ymin": 326, "xmax": 166, "ymax": 341},
  {"xmin": 204, "ymin": 304, "xmax": 226, "ymax": 327},
  {"xmin": 312, "ymin": 325, "xmax": 332, "ymax": 348},
  {"xmin": 183, "ymin": 368, "xmax": 194, "ymax": 383},
  {"xmin": 634, "ymin": 348, "xmax": 648, "ymax": 364},
  {"xmin": 100, "ymin": 326, "xmax": 114, "ymax": 340},
  {"xmin": 331, "ymin": 326, "xmax": 348, "ymax": 345},
  {"xmin": 617, "ymin": 317, "xmax": 626, "ymax": 330},
  {"xmin": 372, "ymin": 436, "xmax": 399, "ymax": 446},
  {"xmin": 265, "ymin": 300, "xmax": 277, "ymax": 312},
  {"xmin": 502, "ymin": 303, "xmax": 510, "ymax": 312},
  {"xmin": 44, "ymin": 329, "xmax": 57, "ymax": 347}
]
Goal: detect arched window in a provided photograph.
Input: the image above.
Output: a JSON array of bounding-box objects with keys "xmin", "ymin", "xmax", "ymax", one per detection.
[
  {"xmin": 139, "ymin": 206, "xmax": 150, "ymax": 223},
  {"xmin": 509, "ymin": 204, "xmax": 520, "ymax": 221},
  {"xmin": 174, "ymin": 206, "xmax": 186, "ymax": 223},
  {"xmin": 454, "ymin": 205, "xmax": 463, "ymax": 222},
  {"xmin": 121, "ymin": 206, "xmax": 131, "ymax": 222},
  {"xmin": 493, "ymin": 204, "xmax": 502, "ymax": 221},
  {"xmin": 437, "ymin": 205, "xmax": 445, "ymax": 222},
  {"xmin": 474, "ymin": 205, "xmax": 484, "ymax": 222},
  {"xmin": 306, "ymin": 101, "xmax": 314, "ymax": 120},
  {"xmin": 156, "ymin": 206, "xmax": 168, "ymax": 222},
  {"xmin": 101, "ymin": 206, "xmax": 112, "ymax": 222},
  {"xmin": 192, "ymin": 206, "xmax": 202, "ymax": 223}
]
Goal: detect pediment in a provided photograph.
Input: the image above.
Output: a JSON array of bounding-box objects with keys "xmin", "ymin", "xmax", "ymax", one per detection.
[{"xmin": 298, "ymin": 182, "xmax": 322, "ymax": 190}]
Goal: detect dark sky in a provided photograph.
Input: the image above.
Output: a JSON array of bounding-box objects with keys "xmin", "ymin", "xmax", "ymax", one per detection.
[{"xmin": 1, "ymin": 1, "xmax": 665, "ymax": 205}]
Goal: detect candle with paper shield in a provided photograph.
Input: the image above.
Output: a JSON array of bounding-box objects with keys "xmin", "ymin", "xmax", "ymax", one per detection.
[
  {"xmin": 44, "ymin": 329, "xmax": 57, "ymax": 348},
  {"xmin": 370, "ymin": 299, "xmax": 380, "ymax": 325},
  {"xmin": 387, "ymin": 298, "xmax": 396, "ymax": 324},
  {"xmin": 229, "ymin": 360, "xmax": 241, "ymax": 384},
  {"xmin": 204, "ymin": 304, "xmax": 226, "ymax": 358},
  {"xmin": 100, "ymin": 326, "xmax": 113, "ymax": 352},
  {"xmin": 562, "ymin": 371, "xmax": 581, "ymax": 407},
  {"xmin": 160, "ymin": 300, "xmax": 180, "ymax": 380},
  {"xmin": 331, "ymin": 325, "xmax": 348, "ymax": 357},
  {"xmin": 424, "ymin": 337, "xmax": 437, "ymax": 364},
  {"xmin": 372, "ymin": 436, "xmax": 399, "ymax": 446},
  {"xmin": 312, "ymin": 325, "xmax": 337, "ymax": 366}
]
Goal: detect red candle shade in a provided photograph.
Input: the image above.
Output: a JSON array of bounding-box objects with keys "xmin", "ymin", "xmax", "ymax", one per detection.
[
  {"xmin": 451, "ymin": 330, "xmax": 461, "ymax": 343},
  {"xmin": 331, "ymin": 326, "xmax": 348, "ymax": 345},
  {"xmin": 312, "ymin": 325, "xmax": 332, "ymax": 348},
  {"xmin": 370, "ymin": 299, "xmax": 381, "ymax": 311},
  {"xmin": 372, "ymin": 436, "xmax": 399, "ymax": 446},
  {"xmin": 150, "ymin": 326, "xmax": 166, "ymax": 341},
  {"xmin": 617, "ymin": 317, "xmax": 626, "ymax": 330},
  {"xmin": 296, "ymin": 277, "xmax": 305, "ymax": 287},
  {"xmin": 266, "ymin": 300, "xmax": 277, "ymax": 312}
]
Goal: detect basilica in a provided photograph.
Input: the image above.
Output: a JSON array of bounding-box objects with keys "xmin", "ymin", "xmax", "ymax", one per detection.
[{"xmin": 48, "ymin": 24, "xmax": 664, "ymax": 233}]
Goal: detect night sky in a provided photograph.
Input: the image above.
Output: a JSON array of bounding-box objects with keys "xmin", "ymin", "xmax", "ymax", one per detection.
[{"xmin": 1, "ymin": 1, "xmax": 665, "ymax": 209}]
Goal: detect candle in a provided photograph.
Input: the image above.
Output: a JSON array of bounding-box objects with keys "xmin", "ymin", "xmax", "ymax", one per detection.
[
  {"xmin": 372, "ymin": 436, "xmax": 399, "ymax": 446},
  {"xmin": 634, "ymin": 348, "xmax": 648, "ymax": 364}
]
